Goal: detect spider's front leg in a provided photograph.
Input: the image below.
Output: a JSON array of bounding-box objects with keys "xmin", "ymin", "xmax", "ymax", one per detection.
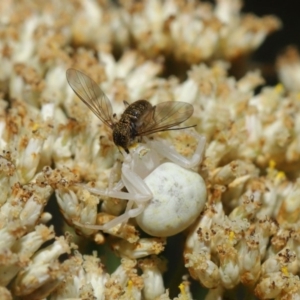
[
  {"xmin": 147, "ymin": 132, "xmax": 206, "ymax": 169},
  {"xmin": 74, "ymin": 156, "xmax": 153, "ymax": 231},
  {"xmin": 100, "ymin": 161, "xmax": 153, "ymax": 230}
]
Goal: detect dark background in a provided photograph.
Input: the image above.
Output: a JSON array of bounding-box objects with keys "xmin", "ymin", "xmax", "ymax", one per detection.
[
  {"xmin": 241, "ymin": 0, "xmax": 300, "ymax": 86},
  {"xmin": 242, "ymin": 0, "xmax": 300, "ymax": 64},
  {"xmin": 202, "ymin": 0, "xmax": 300, "ymax": 85},
  {"xmin": 243, "ymin": 0, "xmax": 300, "ymax": 86}
]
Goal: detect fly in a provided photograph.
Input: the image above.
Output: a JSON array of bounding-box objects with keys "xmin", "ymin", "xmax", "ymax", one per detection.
[{"xmin": 66, "ymin": 68, "xmax": 195, "ymax": 153}]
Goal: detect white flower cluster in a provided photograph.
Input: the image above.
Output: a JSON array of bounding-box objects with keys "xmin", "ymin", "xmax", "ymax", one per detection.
[{"xmin": 1, "ymin": 0, "xmax": 299, "ymax": 299}]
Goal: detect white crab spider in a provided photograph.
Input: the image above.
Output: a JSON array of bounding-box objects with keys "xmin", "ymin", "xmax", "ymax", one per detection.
[{"xmin": 73, "ymin": 132, "xmax": 207, "ymax": 237}]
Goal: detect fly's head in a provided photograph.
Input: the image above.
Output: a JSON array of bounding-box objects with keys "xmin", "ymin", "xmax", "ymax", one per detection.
[{"xmin": 112, "ymin": 123, "xmax": 132, "ymax": 154}]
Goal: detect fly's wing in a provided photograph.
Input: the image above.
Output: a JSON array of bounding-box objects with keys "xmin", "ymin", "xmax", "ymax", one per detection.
[
  {"xmin": 136, "ymin": 101, "xmax": 194, "ymax": 136},
  {"xmin": 66, "ymin": 68, "xmax": 114, "ymax": 127}
]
